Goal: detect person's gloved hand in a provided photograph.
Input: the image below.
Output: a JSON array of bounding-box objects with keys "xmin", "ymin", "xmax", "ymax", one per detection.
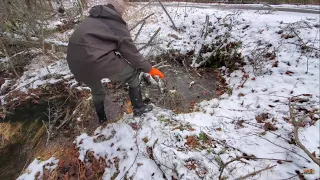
[{"xmin": 149, "ymin": 67, "xmax": 164, "ymax": 79}]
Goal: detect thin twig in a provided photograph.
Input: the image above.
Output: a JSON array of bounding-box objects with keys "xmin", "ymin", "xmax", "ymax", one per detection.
[
  {"xmin": 257, "ymin": 135, "xmax": 311, "ymax": 163},
  {"xmin": 267, "ymin": 131, "xmax": 291, "ymax": 143},
  {"xmin": 148, "ymin": 143, "xmax": 169, "ymax": 180},
  {"xmin": 278, "ymin": 174, "xmax": 299, "ymax": 180},
  {"xmin": 42, "ymin": 120, "xmax": 50, "ymax": 146},
  {"xmin": 129, "ymin": 13, "xmax": 154, "ymax": 31},
  {"xmin": 252, "ymin": 157, "xmax": 292, "ymax": 163},
  {"xmin": 56, "ymin": 100, "xmax": 83, "ymax": 130},
  {"xmin": 287, "ymin": 42, "xmax": 320, "ymax": 51},
  {"xmin": 289, "ymin": 27, "xmax": 307, "ymax": 47},
  {"xmin": 134, "ymin": 20, "xmax": 146, "ymax": 41},
  {"xmin": 219, "ymin": 156, "xmax": 255, "ymax": 180},
  {"xmin": 154, "ymin": 61, "xmax": 167, "ymax": 68},
  {"xmin": 128, "ymin": 1, "xmax": 153, "ymax": 21},
  {"xmin": 138, "ymin": 27, "xmax": 161, "ymax": 51},
  {"xmin": 56, "ymin": 108, "xmax": 71, "ymax": 130},
  {"xmin": 43, "ymin": 101, "xmax": 52, "ymax": 146},
  {"xmin": 156, "ymin": 0, "xmax": 178, "ymax": 30},
  {"xmin": 306, "ymin": 30, "xmax": 318, "ymax": 74},
  {"xmin": 289, "ymin": 98, "xmax": 320, "ymax": 166},
  {"xmin": 182, "ymin": 60, "xmax": 194, "ymax": 80},
  {"xmin": 203, "ymin": 15, "xmax": 210, "ymax": 39},
  {"xmin": 235, "ymin": 164, "xmax": 277, "ymax": 180},
  {"xmin": 157, "ymin": 65, "xmax": 171, "ymax": 69}
]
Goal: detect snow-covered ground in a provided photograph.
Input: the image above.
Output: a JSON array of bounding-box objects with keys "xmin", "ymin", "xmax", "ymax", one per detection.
[{"xmin": 17, "ymin": 3, "xmax": 319, "ymax": 180}]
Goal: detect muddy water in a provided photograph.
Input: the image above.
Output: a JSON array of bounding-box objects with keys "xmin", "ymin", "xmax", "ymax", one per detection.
[{"xmin": 144, "ymin": 64, "xmax": 219, "ymax": 112}]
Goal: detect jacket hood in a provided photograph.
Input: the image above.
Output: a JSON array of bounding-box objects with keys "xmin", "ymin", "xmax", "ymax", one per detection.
[{"xmin": 89, "ymin": 5, "xmax": 126, "ymax": 24}]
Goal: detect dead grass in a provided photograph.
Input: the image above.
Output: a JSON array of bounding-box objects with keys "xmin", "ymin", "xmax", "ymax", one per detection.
[{"xmin": 0, "ymin": 122, "xmax": 23, "ymax": 148}]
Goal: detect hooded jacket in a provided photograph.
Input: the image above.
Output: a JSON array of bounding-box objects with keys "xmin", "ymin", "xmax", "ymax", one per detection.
[{"xmin": 66, "ymin": 5, "xmax": 152, "ymax": 84}]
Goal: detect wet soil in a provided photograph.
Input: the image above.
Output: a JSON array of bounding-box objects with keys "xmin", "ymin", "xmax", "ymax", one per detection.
[{"xmin": 144, "ymin": 64, "xmax": 221, "ymax": 112}]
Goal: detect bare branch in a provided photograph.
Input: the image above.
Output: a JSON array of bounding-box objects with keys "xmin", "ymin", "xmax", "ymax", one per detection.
[
  {"xmin": 289, "ymin": 98, "xmax": 320, "ymax": 166},
  {"xmin": 202, "ymin": 15, "xmax": 210, "ymax": 39},
  {"xmin": 235, "ymin": 164, "xmax": 277, "ymax": 180},
  {"xmin": 129, "ymin": 13, "xmax": 154, "ymax": 31},
  {"xmin": 134, "ymin": 20, "xmax": 146, "ymax": 41},
  {"xmin": 257, "ymin": 135, "xmax": 311, "ymax": 163},
  {"xmin": 279, "ymin": 174, "xmax": 299, "ymax": 180},
  {"xmin": 157, "ymin": 65, "xmax": 172, "ymax": 69},
  {"xmin": 251, "ymin": 157, "xmax": 292, "ymax": 163},
  {"xmin": 56, "ymin": 100, "xmax": 84, "ymax": 130},
  {"xmin": 154, "ymin": 61, "xmax": 168, "ymax": 68},
  {"xmin": 219, "ymin": 156, "xmax": 254, "ymax": 180},
  {"xmin": 138, "ymin": 27, "xmax": 161, "ymax": 51},
  {"xmin": 155, "ymin": 0, "xmax": 178, "ymax": 30},
  {"xmin": 127, "ymin": 1, "xmax": 153, "ymax": 21}
]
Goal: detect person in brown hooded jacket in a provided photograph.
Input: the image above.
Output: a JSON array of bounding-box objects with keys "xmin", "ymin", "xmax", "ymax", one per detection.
[{"xmin": 66, "ymin": 0, "xmax": 164, "ymax": 124}]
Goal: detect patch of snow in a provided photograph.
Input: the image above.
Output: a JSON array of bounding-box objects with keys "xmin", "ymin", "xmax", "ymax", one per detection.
[
  {"xmin": 46, "ymin": 20, "xmax": 63, "ymax": 30},
  {"xmin": 16, "ymin": 60, "xmax": 71, "ymax": 91},
  {"xmin": 0, "ymin": 57, "xmax": 9, "ymax": 63},
  {"xmin": 101, "ymin": 78, "xmax": 111, "ymax": 84},
  {"xmin": 17, "ymin": 157, "xmax": 59, "ymax": 180},
  {"xmin": 44, "ymin": 39, "xmax": 68, "ymax": 47}
]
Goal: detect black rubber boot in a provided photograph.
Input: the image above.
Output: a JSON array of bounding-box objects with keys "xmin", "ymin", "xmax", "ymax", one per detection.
[
  {"xmin": 94, "ymin": 101, "xmax": 107, "ymax": 124},
  {"xmin": 129, "ymin": 85, "xmax": 153, "ymax": 116}
]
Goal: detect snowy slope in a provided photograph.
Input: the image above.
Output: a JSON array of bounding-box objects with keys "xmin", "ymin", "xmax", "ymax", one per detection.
[{"xmin": 18, "ymin": 4, "xmax": 319, "ymax": 180}]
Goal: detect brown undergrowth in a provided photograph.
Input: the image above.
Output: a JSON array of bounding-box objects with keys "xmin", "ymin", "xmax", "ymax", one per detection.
[{"xmin": 42, "ymin": 146, "xmax": 106, "ymax": 180}]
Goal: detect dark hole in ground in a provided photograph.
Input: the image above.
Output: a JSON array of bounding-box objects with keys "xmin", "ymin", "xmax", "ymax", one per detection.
[
  {"xmin": 0, "ymin": 82, "xmax": 80, "ymax": 179},
  {"xmin": 0, "ymin": 143, "xmax": 27, "ymax": 180},
  {"xmin": 0, "ymin": 97, "xmax": 55, "ymax": 179}
]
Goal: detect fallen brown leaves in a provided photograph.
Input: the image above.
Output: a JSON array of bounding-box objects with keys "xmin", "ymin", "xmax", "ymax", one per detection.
[
  {"xmin": 285, "ymin": 71, "xmax": 295, "ymax": 76},
  {"xmin": 263, "ymin": 122, "xmax": 278, "ymax": 131},
  {"xmin": 256, "ymin": 113, "xmax": 269, "ymax": 123},
  {"xmin": 235, "ymin": 120, "xmax": 245, "ymax": 129},
  {"xmin": 185, "ymin": 136, "xmax": 200, "ymax": 149},
  {"xmin": 184, "ymin": 158, "xmax": 208, "ymax": 178},
  {"xmin": 281, "ymin": 34, "xmax": 295, "ymax": 39},
  {"xmin": 129, "ymin": 123, "xmax": 141, "ymax": 131},
  {"xmin": 43, "ymin": 146, "xmax": 106, "ymax": 180},
  {"xmin": 185, "ymin": 132, "xmax": 214, "ymax": 150}
]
